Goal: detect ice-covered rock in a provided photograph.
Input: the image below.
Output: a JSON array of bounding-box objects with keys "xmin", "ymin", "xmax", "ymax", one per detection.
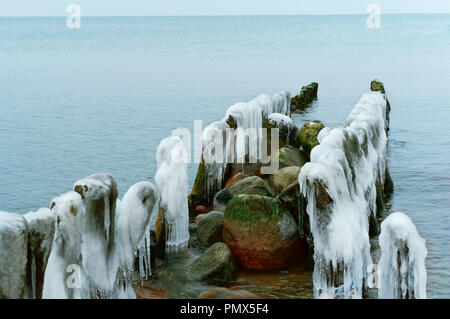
[
  {"xmin": 24, "ymin": 207, "xmax": 55, "ymax": 299},
  {"xmin": 115, "ymin": 181, "xmax": 156, "ymax": 298},
  {"xmin": 43, "ymin": 191, "xmax": 85, "ymax": 299},
  {"xmin": 155, "ymin": 136, "xmax": 190, "ymax": 253},
  {"xmin": 299, "ymin": 91, "xmax": 388, "ymax": 298},
  {"xmin": 0, "ymin": 211, "xmax": 28, "ymax": 299},
  {"xmin": 73, "ymin": 173, "xmax": 118, "ymax": 297},
  {"xmin": 378, "ymin": 212, "xmax": 427, "ymax": 299}
]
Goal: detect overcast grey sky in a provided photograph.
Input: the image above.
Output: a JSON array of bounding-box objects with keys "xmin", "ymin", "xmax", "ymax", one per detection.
[{"xmin": 1, "ymin": 0, "xmax": 449, "ymax": 16}]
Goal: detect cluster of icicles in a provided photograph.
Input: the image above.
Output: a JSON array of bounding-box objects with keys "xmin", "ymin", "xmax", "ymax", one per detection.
[
  {"xmin": 40, "ymin": 136, "xmax": 190, "ymax": 299},
  {"xmin": 201, "ymin": 91, "xmax": 292, "ymax": 199},
  {"xmin": 298, "ymin": 91, "xmax": 427, "ymax": 299}
]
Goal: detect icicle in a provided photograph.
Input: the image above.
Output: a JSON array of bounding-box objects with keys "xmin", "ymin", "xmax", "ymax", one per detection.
[
  {"xmin": 114, "ymin": 181, "xmax": 156, "ymax": 297},
  {"xmin": 378, "ymin": 212, "xmax": 427, "ymax": 299},
  {"xmin": 299, "ymin": 91, "xmax": 388, "ymax": 298},
  {"xmin": 155, "ymin": 136, "xmax": 190, "ymax": 253}
]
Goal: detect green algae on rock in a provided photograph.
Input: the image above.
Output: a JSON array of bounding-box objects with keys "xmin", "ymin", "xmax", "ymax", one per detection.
[{"xmin": 298, "ymin": 122, "xmax": 325, "ymax": 158}]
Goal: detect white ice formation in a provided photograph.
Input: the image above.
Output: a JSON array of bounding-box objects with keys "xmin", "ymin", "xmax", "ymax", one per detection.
[
  {"xmin": 378, "ymin": 212, "xmax": 427, "ymax": 299},
  {"xmin": 155, "ymin": 136, "xmax": 190, "ymax": 253},
  {"xmin": 115, "ymin": 181, "xmax": 156, "ymax": 298},
  {"xmin": 43, "ymin": 191, "xmax": 85, "ymax": 299},
  {"xmin": 299, "ymin": 91, "xmax": 388, "ymax": 298},
  {"xmin": 201, "ymin": 91, "xmax": 291, "ymax": 198}
]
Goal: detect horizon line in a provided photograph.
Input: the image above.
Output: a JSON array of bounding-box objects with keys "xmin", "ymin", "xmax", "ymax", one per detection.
[{"xmin": 1, "ymin": 12, "xmax": 449, "ymax": 18}]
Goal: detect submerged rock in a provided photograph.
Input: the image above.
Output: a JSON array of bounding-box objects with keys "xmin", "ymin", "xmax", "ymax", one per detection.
[
  {"xmin": 198, "ymin": 287, "xmax": 260, "ymax": 299},
  {"xmin": 223, "ymin": 194, "xmax": 306, "ymax": 270},
  {"xmin": 267, "ymin": 166, "xmax": 301, "ymax": 194},
  {"xmin": 24, "ymin": 207, "xmax": 55, "ymax": 299},
  {"xmin": 0, "ymin": 211, "xmax": 28, "ymax": 299},
  {"xmin": 190, "ymin": 242, "xmax": 235, "ymax": 283},
  {"xmin": 272, "ymin": 146, "xmax": 308, "ymax": 170},
  {"xmin": 297, "ymin": 122, "xmax": 325, "ymax": 157},
  {"xmin": 197, "ymin": 211, "xmax": 224, "ymax": 247},
  {"xmin": 213, "ymin": 176, "xmax": 275, "ymax": 206},
  {"xmin": 290, "ymin": 82, "xmax": 318, "ymax": 110}
]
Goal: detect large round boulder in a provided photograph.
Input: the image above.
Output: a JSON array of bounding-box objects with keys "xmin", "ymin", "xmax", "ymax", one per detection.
[
  {"xmin": 190, "ymin": 242, "xmax": 235, "ymax": 283},
  {"xmin": 197, "ymin": 211, "xmax": 224, "ymax": 247},
  {"xmin": 213, "ymin": 176, "xmax": 275, "ymax": 206},
  {"xmin": 223, "ymin": 194, "xmax": 306, "ymax": 270},
  {"xmin": 267, "ymin": 166, "xmax": 301, "ymax": 194}
]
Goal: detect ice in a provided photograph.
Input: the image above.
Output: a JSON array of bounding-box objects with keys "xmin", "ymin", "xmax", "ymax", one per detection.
[
  {"xmin": 73, "ymin": 173, "xmax": 118, "ymax": 297},
  {"xmin": 43, "ymin": 191, "xmax": 85, "ymax": 299},
  {"xmin": 299, "ymin": 91, "xmax": 388, "ymax": 298},
  {"xmin": 267, "ymin": 113, "xmax": 294, "ymax": 127},
  {"xmin": 155, "ymin": 136, "xmax": 190, "ymax": 253},
  {"xmin": 23, "ymin": 207, "xmax": 55, "ymax": 299},
  {"xmin": 0, "ymin": 211, "xmax": 28, "ymax": 299},
  {"xmin": 378, "ymin": 212, "xmax": 427, "ymax": 299},
  {"xmin": 201, "ymin": 91, "xmax": 291, "ymax": 196},
  {"xmin": 115, "ymin": 181, "xmax": 157, "ymax": 298}
]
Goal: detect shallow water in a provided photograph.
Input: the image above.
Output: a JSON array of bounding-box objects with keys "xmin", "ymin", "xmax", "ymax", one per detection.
[{"xmin": 0, "ymin": 15, "xmax": 449, "ymax": 298}]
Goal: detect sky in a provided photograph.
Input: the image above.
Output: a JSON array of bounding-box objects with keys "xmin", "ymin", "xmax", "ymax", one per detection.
[{"xmin": 0, "ymin": 0, "xmax": 449, "ymax": 16}]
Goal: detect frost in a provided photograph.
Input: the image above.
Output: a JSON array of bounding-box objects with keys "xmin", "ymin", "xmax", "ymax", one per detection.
[
  {"xmin": 299, "ymin": 91, "xmax": 388, "ymax": 298},
  {"xmin": 155, "ymin": 136, "xmax": 190, "ymax": 253},
  {"xmin": 378, "ymin": 212, "xmax": 427, "ymax": 299}
]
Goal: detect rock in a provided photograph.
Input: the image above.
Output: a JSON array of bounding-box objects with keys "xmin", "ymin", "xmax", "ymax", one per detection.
[
  {"xmin": 384, "ymin": 167, "xmax": 394, "ymax": 197},
  {"xmin": 198, "ymin": 287, "xmax": 260, "ymax": 299},
  {"xmin": 135, "ymin": 287, "xmax": 168, "ymax": 299},
  {"xmin": 24, "ymin": 208, "xmax": 55, "ymax": 299},
  {"xmin": 370, "ymin": 79, "xmax": 385, "ymax": 93},
  {"xmin": 229, "ymin": 162, "xmax": 261, "ymax": 178},
  {"xmin": 298, "ymin": 122, "xmax": 325, "ymax": 158},
  {"xmin": 195, "ymin": 205, "xmax": 207, "ymax": 215},
  {"xmin": 0, "ymin": 211, "xmax": 28, "ymax": 299},
  {"xmin": 263, "ymin": 115, "xmax": 298, "ymax": 148},
  {"xmin": 152, "ymin": 205, "xmax": 166, "ymax": 260},
  {"xmin": 195, "ymin": 214, "xmax": 206, "ymax": 224},
  {"xmin": 197, "ymin": 211, "xmax": 224, "ymax": 246},
  {"xmin": 223, "ymin": 194, "xmax": 306, "ymax": 270},
  {"xmin": 224, "ymin": 172, "xmax": 248, "ymax": 188},
  {"xmin": 188, "ymin": 158, "xmax": 208, "ymax": 215},
  {"xmin": 190, "ymin": 242, "xmax": 235, "ymax": 283},
  {"xmin": 213, "ymin": 176, "xmax": 275, "ymax": 206},
  {"xmin": 272, "ymin": 146, "xmax": 308, "ymax": 170},
  {"xmin": 267, "ymin": 166, "xmax": 301, "ymax": 194},
  {"xmin": 73, "ymin": 173, "xmax": 118, "ymax": 294},
  {"xmin": 290, "ymin": 82, "xmax": 318, "ymax": 110}
]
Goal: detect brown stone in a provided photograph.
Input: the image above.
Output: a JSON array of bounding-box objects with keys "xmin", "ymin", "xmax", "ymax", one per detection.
[
  {"xmin": 224, "ymin": 172, "xmax": 248, "ymax": 188},
  {"xmin": 198, "ymin": 287, "xmax": 260, "ymax": 299}
]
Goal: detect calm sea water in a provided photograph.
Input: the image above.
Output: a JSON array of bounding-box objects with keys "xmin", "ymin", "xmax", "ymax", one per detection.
[{"xmin": 0, "ymin": 15, "xmax": 449, "ymax": 298}]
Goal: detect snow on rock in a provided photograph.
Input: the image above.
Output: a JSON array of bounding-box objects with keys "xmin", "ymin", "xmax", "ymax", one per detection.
[
  {"xmin": 0, "ymin": 211, "xmax": 28, "ymax": 299},
  {"xmin": 115, "ymin": 181, "xmax": 157, "ymax": 298},
  {"xmin": 73, "ymin": 173, "xmax": 118, "ymax": 297},
  {"xmin": 299, "ymin": 91, "xmax": 388, "ymax": 298},
  {"xmin": 378, "ymin": 212, "xmax": 427, "ymax": 299},
  {"xmin": 43, "ymin": 191, "xmax": 85, "ymax": 299},
  {"xmin": 24, "ymin": 207, "xmax": 55, "ymax": 299},
  {"xmin": 155, "ymin": 136, "xmax": 190, "ymax": 253}
]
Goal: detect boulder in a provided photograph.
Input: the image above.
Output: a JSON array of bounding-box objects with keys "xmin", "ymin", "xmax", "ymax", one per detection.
[
  {"xmin": 267, "ymin": 166, "xmax": 301, "ymax": 194},
  {"xmin": 24, "ymin": 207, "xmax": 55, "ymax": 299},
  {"xmin": 198, "ymin": 287, "xmax": 260, "ymax": 299},
  {"xmin": 197, "ymin": 211, "xmax": 224, "ymax": 246},
  {"xmin": 213, "ymin": 176, "xmax": 275, "ymax": 206},
  {"xmin": 272, "ymin": 146, "xmax": 308, "ymax": 170},
  {"xmin": 188, "ymin": 158, "xmax": 208, "ymax": 215},
  {"xmin": 297, "ymin": 122, "xmax": 325, "ymax": 157},
  {"xmin": 224, "ymin": 172, "xmax": 248, "ymax": 188},
  {"xmin": 370, "ymin": 79, "xmax": 385, "ymax": 93},
  {"xmin": 290, "ymin": 82, "xmax": 318, "ymax": 110},
  {"xmin": 190, "ymin": 242, "xmax": 235, "ymax": 283},
  {"xmin": 223, "ymin": 194, "xmax": 306, "ymax": 270},
  {"xmin": 0, "ymin": 211, "xmax": 28, "ymax": 299}
]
